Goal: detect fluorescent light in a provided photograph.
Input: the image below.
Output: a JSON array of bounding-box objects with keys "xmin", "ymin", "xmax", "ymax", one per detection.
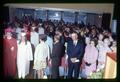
[{"xmin": 55, "ymin": 13, "xmax": 59, "ymax": 17}]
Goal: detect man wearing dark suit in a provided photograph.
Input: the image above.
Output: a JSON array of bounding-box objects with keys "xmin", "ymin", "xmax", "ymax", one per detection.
[
  {"xmin": 51, "ymin": 34, "xmax": 65, "ymax": 79},
  {"xmin": 67, "ymin": 32, "xmax": 84, "ymax": 79}
]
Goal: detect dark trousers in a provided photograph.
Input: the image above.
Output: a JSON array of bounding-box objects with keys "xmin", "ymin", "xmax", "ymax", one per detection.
[
  {"xmin": 68, "ymin": 59, "xmax": 80, "ymax": 79},
  {"xmin": 51, "ymin": 58, "xmax": 60, "ymax": 79}
]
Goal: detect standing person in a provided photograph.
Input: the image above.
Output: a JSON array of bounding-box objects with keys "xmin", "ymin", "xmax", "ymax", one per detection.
[
  {"xmin": 17, "ymin": 31, "xmax": 33, "ymax": 79},
  {"xmin": 45, "ymin": 35, "xmax": 53, "ymax": 55},
  {"xmin": 45, "ymin": 35, "xmax": 53, "ymax": 78},
  {"xmin": 97, "ymin": 38, "xmax": 112, "ymax": 71},
  {"xmin": 51, "ymin": 34, "xmax": 65, "ymax": 79},
  {"xmin": 83, "ymin": 40, "xmax": 98, "ymax": 78},
  {"xmin": 23, "ymin": 24, "xmax": 30, "ymax": 41},
  {"xmin": 3, "ymin": 27, "xmax": 18, "ymax": 78},
  {"xmin": 30, "ymin": 25, "xmax": 39, "ymax": 78},
  {"xmin": 30, "ymin": 25, "xmax": 39, "ymax": 49},
  {"xmin": 15, "ymin": 22, "xmax": 22, "ymax": 40},
  {"xmin": 38, "ymin": 23, "xmax": 44, "ymax": 34},
  {"xmin": 67, "ymin": 32, "xmax": 84, "ymax": 79},
  {"xmin": 80, "ymin": 37, "xmax": 90, "ymax": 78},
  {"xmin": 96, "ymin": 33, "xmax": 104, "ymax": 50},
  {"xmin": 110, "ymin": 40, "xmax": 116, "ymax": 53},
  {"xmin": 33, "ymin": 34, "xmax": 50, "ymax": 79}
]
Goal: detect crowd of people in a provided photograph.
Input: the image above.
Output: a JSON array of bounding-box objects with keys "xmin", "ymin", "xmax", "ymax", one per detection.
[{"xmin": 3, "ymin": 16, "xmax": 116, "ymax": 79}]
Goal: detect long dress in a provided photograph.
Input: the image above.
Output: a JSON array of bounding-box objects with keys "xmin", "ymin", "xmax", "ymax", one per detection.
[
  {"xmin": 83, "ymin": 45, "xmax": 98, "ymax": 76},
  {"xmin": 17, "ymin": 41, "xmax": 33, "ymax": 78},
  {"xmin": 33, "ymin": 41, "xmax": 50, "ymax": 70},
  {"xmin": 3, "ymin": 37, "xmax": 17, "ymax": 78}
]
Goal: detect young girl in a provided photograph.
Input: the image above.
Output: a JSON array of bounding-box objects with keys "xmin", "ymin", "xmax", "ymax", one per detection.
[
  {"xmin": 96, "ymin": 33, "xmax": 104, "ymax": 50},
  {"xmin": 110, "ymin": 41, "xmax": 116, "ymax": 53},
  {"xmin": 97, "ymin": 38, "xmax": 112, "ymax": 71},
  {"xmin": 17, "ymin": 31, "xmax": 33, "ymax": 79},
  {"xmin": 33, "ymin": 34, "xmax": 50, "ymax": 79}
]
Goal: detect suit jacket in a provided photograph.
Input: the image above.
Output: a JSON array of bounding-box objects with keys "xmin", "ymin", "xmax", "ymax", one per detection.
[
  {"xmin": 51, "ymin": 42, "xmax": 65, "ymax": 66},
  {"xmin": 67, "ymin": 40, "xmax": 84, "ymax": 60}
]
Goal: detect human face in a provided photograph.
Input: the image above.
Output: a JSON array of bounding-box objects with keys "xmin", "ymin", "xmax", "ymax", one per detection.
[
  {"xmin": 99, "ymin": 34, "xmax": 103, "ymax": 40},
  {"xmin": 71, "ymin": 33, "xmax": 78, "ymax": 41},
  {"xmin": 112, "ymin": 41, "xmax": 116, "ymax": 47},
  {"xmin": 32, "ymin": 26, "xmax": 36, "ymax": 31},
  {"xmin": 85, "ymin": 37, "xmax": 90, "ymax": 45},
  {"xmin": 21, "ymin": 33, "xmax": 26, "ymax": 41},
  {"xmin": 6, "ymin": 32, "xmax": 12, "ymax": 39},
  {"xmin": 54, "ymin": 36, "xmax": 57, "ymax": 42},
  {"xmin": 90, "ymin": 41, "xmax": 95, "ymax": 47},
  {"xmin": 104, "ymin": 39, "xmax": 110, "ymax": 46}
]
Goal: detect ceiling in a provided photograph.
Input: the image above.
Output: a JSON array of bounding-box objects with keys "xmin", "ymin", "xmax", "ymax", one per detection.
[{"xmin": 4, "ymin": 3, "xmax": 114, "ymax": 14}]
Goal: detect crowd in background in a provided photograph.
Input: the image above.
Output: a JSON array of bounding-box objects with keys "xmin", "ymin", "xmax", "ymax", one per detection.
[{"xmin": 3, "ymin": 16, "xmax": 116, "ymax": 79}]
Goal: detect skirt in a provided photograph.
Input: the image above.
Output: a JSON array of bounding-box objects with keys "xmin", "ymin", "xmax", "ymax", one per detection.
[{"xmin": 33, "ymin": 60, "xmax": 47, "ymax": 70}]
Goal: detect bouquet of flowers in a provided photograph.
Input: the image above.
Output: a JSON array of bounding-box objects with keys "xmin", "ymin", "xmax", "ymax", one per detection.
[{"xmin": 88, "ymin": 69, "xmax": 104, "ymax": 79}]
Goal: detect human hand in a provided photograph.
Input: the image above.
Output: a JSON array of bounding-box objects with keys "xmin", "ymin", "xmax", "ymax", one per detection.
[
  {"xmin": 85, "ymin": 62, "xmax": 91, "ymax": 66},
  {"xmin": 11, "ymin": 46, "xmax": 14, "ymax": 51}
]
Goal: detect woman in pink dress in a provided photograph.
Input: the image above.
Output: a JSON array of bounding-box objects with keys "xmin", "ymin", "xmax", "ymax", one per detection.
[{"xmin": 83, "ymin": 39, "xmax": 98, "ymax": 77}]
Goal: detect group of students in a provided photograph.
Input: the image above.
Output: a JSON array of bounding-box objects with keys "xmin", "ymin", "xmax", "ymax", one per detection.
[{"xmin": 3, "ymin": 19, "xmax": 116, "ymax": 79}]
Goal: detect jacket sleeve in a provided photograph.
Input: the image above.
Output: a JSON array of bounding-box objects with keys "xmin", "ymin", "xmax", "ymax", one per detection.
[
  {"xmin": 67, "ymin": 42, "xmax": 72, "ymax": 57},
  {"xmin": 77, "ymin": 43, "xmax": 84, "ymax": 59}
]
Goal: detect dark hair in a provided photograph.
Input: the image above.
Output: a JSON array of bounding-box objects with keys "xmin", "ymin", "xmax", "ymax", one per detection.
[
  {"xmin": 64, "ymin": 31, "xmax": 69, "ymax": 36},
  {"xmin": 39, "ymin": 34, "xmax": 47, "ymax": 41},
  {"xmin": 19, "ymin": 35, "xmax": 27, "ymax": 45},
  {"xmin": 72, "ymin": 31, "xmax": 78, "ymax": 35},
  {"xmin": 90, "ymin": 39, "xmax": 97, "ymax": 46},
  {"xmin": 19, "ymin": 30, "xmax": 27, "ymax": 45}
]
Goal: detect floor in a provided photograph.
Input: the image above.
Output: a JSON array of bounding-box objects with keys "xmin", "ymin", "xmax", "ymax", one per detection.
[{"xmin": 15, "ymin": 62, "xmax": 84, "ymax": 79}]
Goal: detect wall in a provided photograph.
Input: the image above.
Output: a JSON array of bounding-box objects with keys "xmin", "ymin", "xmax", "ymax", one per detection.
[{"xmin": 5, "ymin": 3, "xmax": 114, "ymax": 28}]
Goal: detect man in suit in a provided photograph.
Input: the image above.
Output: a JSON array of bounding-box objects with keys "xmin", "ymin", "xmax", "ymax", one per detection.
[
  {"xmin": 67, "ymin": 32, "xmax": 84, "ymax": 79},
  {"xmin": 51, "ymin": 34, "xmax": 65, "ymax": 79}
]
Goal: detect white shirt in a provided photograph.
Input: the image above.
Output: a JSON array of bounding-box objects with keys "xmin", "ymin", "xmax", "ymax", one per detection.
[
  {"xmin": 30, "ymin": 31, "xmax": 39, "ymax": 47},
  {"xmin": 38, "ymin": 27, "xmax": 44, "ymax": 34},
  {"xmin": 73, "ymin": 40, "xmax": 78, "ymax": 46},
  {"xmin": 45, "ymin": 36, "xmax": 53, "ymax": 54},
  {"xmin": 16, "ymin": 27, "xmax": 22, "ymax": 40}
]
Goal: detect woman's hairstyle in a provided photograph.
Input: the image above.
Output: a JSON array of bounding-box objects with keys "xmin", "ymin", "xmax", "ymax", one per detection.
[
  {"xmin": 39, "ymin": 34, "xmax": 47, "ymax": 42},
  {"xmin": 19, "ymin": 30, "xmax": 27, "ymax": 45},
  {"xmin": 90, "ymin": 39, "xmax": 97, "ymax": 46}
]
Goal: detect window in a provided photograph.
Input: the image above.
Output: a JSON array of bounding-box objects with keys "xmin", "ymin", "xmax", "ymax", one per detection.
[
  {"xmin": 63, "ymin": 11, "xmax": 75, "ymax": 23},
  {"xmin": 35, "ymin": 10, "xmax": 46, "ymax": 21},
  {"xmin": 48, "ymin": 10, "xmax": 61, "ymax": 21},
  {"xmin": 78, "ymin": 12, "xmax": 87, "ymax": 25}
]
